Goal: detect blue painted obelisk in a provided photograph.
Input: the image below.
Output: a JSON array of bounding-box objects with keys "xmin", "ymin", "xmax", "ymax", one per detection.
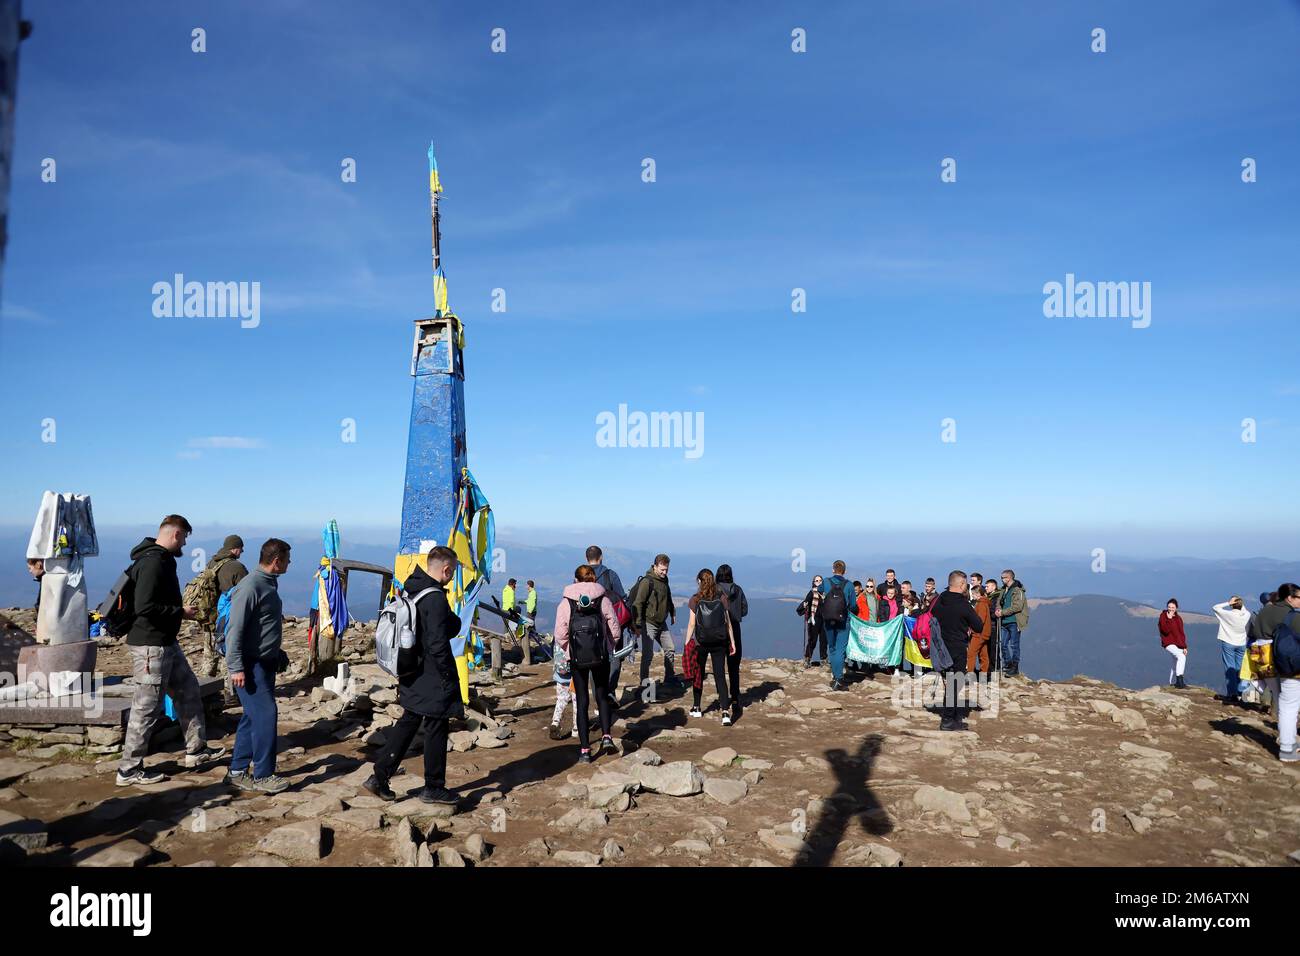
[{"xmin": 395, "ymin": 143, "xmax": 466, "ymax": 584}]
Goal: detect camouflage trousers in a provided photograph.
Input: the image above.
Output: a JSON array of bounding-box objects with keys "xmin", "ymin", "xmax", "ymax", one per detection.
[
  {"xmin": 118, "ymin": 643, "xmax": 208, "ymax": 774},
  {"xmin": 201, "ymin": 630, "xmax": 226, "ymax": 678}
]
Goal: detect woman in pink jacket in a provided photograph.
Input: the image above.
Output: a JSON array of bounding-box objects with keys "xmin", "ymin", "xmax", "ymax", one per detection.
[
  {"xmin": 554, "ymin": 565, "xmax": 622, "ymax": 763},
  {"xmin": 1159, "ymin": 598, "xmax": 1189, "ymax": 689}
]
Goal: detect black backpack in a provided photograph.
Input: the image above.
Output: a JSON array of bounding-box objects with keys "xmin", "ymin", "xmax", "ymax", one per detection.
[
  {"xmin": 98, "ymin": 566, "xmax": 137, "ymax": 637},
  {"xmin": 695, "ymin": 597, "xmax": 728, "ymax": 647},
  {"xmin": 821, "ymin": 581, "xmax": 848, "ymax": 628},
  {"xmin": 567, "ymin": 597, "xmax": 608, "ymax": 667}
]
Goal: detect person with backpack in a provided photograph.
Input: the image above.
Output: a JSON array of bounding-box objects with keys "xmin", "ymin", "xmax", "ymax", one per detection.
[
  {"xmin": 1257, "ymin": 583, "xmax": 1300, "ymax": 761},
  {"xmin": 797, "ymin": 575, "xmax": 825, "ymax": 668},
  {"xmin": 930, "ymin": 571, "xmax": 987, "ymax": 730},
  {"xmin": 225, "ymin": 538, "xmax": 292, "ymax": 794},
  {"xmin": 686, "ymin": 569, "xmax": 737, "ymax": 724},
  {"xmin": 554, "ymin": 564, "xmax": 621, "ymax": 762},
  {"xmin": 994, "ymin": 570, "xmax": 1027, "ymax": 676},
  {"xmin": 198, "ymin": 534, "xmax": 248, "ymax": 680},
  {"xmin": 116, "ymin": 515, "xmax": 226, "ymax": 787},
  {"xmin": 1159, "ymin": 598, "xmax": 1189, "ymax": 689},
  {"xmin": 365, "ymin": 546, "xmax": 465, "ymax": 804},
  {"xmin": 820, "ymin": 561, "xmax": 854, "ymax": 692},
  {"xmin": 588, "ymin": 545, "xmax": 632, "ymax": 709},
  {"xmin": 1211, "ymin": 596, "xmax": 1251, "ymax": 705},
  {"xmin": 632, "ymin": 554, "xmax": 678, "ymax": 689},
  {"xmin": 714, "ymin": 564, "xmax": 748, "ymax": 713}
]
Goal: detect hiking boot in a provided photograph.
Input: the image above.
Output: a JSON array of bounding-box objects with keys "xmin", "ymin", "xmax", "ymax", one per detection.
[
  {"xmin": 249, "ymin": 774, "xmax": 290, "ymax": 794},
  {"xmin": 363, "ymin": 774, "xmax": 397, "ymax": 802},
  {"xmin": 803, "ymin": 658, "xmax": 812, "ymax": 669},
  {"xmin": 417, "ymin": 786, "xmax": 459, "ymax": 805},
  {"xmin": 1280, "ymin": 749, "xmax": 1300, "ymax": 763},
  {"xmin": 225, "ymin": 768, "xmax": 254, "ymax": 791},
  {"xmin": 577, "ymin": 751, "xmax": 593, "ymax": 764},
  {"xmin": 115, "ymin": 767, "xmax": 166, "ymax": 787},
  {"xmin": 599, "ymin": 735, "xmax": 618, "ymax": 756},
  {"xmin": 688, "ymin": 707, "xmax": 703, "ymax": 718},
  {"xmin": 184, "ymin": 745, "xmax": 227, "ymax": 768},
  {"xmin": 1175, "ymin": 676, "xmax": 1188, "ymax": 690},
  {"xmin": 548, "ymin": 723, "xmax": 566, "ymax": 741},
  {"xmin": 721, "ymin": 712, "xmax": 732, "ymax": 727}
]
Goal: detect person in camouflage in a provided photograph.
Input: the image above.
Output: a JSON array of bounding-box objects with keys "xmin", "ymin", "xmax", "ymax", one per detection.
[{"xmin": 201, "ymin": 534, "xmax": 249, "ymax": 680}]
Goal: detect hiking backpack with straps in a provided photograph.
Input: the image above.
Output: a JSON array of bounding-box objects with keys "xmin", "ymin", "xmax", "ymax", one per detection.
[
  {"xmin": 567, "ymin": 596, "xmax": 608, "ymax": 667},
  {"xmin": 821, "ymin": 581, "xmax": 848, "ymax": 628},
  {"xmin": 97, "ymin": 566, "xmax": 137, "ymax": 637},
  {"xmin": 182, "ymin": 556, "xmax": 233, "ymax": 629},
  {"xmin": 597, "ymin": 568, "xmax": 633, "ymax": 629},
  {"xmin": 1273, "ymin": 609, "xmax": 1300, "ymax": 678},
  {"xmin": 694, "ymin": 595, "xmax": 729, "ymax": 647},
  {"xmin": 375, "ymin": 588, "xmax": 436, "ymax": 678}
]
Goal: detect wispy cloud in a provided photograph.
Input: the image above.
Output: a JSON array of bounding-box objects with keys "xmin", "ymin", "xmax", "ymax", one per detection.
[
  {"xmin": 187, "ymin": 436, "xmax": 265, "ymax": 450},
  {"xmin": 1, "ymin": 303, "xmax": 53, "ymax": 325}
]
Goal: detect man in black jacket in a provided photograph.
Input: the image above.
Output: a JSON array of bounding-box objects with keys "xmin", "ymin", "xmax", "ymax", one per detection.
[
  {"xmin": 364, "ymin": 546, "xmax": 463, "ymax": 805},
  {"xmin": 116, "ymin": 515, "xmax": 226, "ymax": 787},
  {"xmin": 929, "ymin": 570, "xmax": 986, "ymax": 732}
]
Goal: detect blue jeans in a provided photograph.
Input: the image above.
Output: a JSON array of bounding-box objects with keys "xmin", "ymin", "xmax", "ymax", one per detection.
[
  {"xmin": 825, "ymin": 625, "xmax": 848, "ymax": 681},
  {"xmin": 1000, "ymin": 622, "xmax": 1020, "ymax": 669},
  {"xmin": 231, "ymin": 658, "xmax": 278, "ymax": 779},
  {"xmin": 1219, "ymin": 642, "xmax": 1245, "ymax": 699}
]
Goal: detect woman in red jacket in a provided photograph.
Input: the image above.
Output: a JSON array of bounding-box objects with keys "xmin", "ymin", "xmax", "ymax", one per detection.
[{"xmin": 1159, "ymin": 598, "xmax": 1189, "ymax": 689}]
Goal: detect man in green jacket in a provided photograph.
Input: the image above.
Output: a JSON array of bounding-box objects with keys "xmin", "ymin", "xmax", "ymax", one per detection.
[
  {"xmin": 994, "ymin": 569, "xmax": 1028, "ymax": 676},
  {"xmin": 633, "ymin": 554, "xmax": 678, "ymax": 688}
]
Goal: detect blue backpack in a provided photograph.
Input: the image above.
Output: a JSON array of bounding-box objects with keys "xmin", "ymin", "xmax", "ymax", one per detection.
[
  {"xmin": 214, "ymin": 589, "xmax": 234, "ymax": 655},
  {"xmin": 1272, "ymin": 609, "xmax": 1300, "ymax": 678}
]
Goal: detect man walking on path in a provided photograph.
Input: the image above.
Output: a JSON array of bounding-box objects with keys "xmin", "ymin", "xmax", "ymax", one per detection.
[
  {"xmin": 633, "ymin": 554, "xmax": 679, "ymax": 690},
  {"xmin": 225, "ymin": 538, "xmax": 292, "ymax": 794},
  {"xmin": 588, "ymin": 545, "xmax": 630, "ymax": 707},
  {"xmin": 116, "ymin": 515, "xmax": 226, "ymax": 787},
  {"xmin": 201, "ymin": 534, "xmax": 248, "ymax": 679}
]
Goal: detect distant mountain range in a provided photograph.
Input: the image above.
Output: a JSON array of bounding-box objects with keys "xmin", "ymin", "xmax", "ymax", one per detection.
[{"xmin": 3, "ymin": 529, "xmax": 1291, "ymax": 692}]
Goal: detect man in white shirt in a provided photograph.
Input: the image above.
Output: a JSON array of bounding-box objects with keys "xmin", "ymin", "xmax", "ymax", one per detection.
[{"xmin": 1212, "ymin": 596, "xmax": 1251, "ymax": 705}]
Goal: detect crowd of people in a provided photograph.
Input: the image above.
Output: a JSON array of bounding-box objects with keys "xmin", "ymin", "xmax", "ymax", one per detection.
[{"xmin": 81, "ymin": 515, "xmax": 1300, "ymax": 810}]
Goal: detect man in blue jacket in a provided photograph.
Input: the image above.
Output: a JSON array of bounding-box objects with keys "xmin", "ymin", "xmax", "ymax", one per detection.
[{"xmin": 821, "ymin": 561, "xmax": 855, "ymax": 692}]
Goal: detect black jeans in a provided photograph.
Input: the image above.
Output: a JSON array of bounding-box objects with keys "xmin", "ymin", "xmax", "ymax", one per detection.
[
  {"xmin": 727, "ymin": 623, "xmax": 743, "ymax": 701},
  {"xmin": 572, "ymin": 659, "xmax": 612, "ymax": 750},
  {"xmin": 693, "ymin": 643, "xmax": 730, "ymax": 712},
  {"xmin": 939, "ymin": 667, "xmax": 969, "ymax": 723},
  {"xmin": 374, "ymin": 709, "xmax": 449, "ymax": 790},
  {"xmin": 804, "ymin": 621, "xmax": 826, "ymax": 661}
]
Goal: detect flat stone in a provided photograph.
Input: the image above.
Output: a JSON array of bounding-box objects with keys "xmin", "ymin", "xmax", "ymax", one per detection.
[
  {"xmin": 436, "ymin": 846, "xmax": 466, "ymax": 867},
  {"xmin": 474, "ymin": 729, "xmax": 508, "ymax": 749},
  {"xmin": 257, "ymin": 820, "xmax": 325, "ymax": 862},
  {"xmin": 189, "ymin": 806, "xmax": 250, "ymax": 832},
  {"xmin": 601, "ymin": 838, "xmax": 625, "ymax": 862},
  {"xmin": 75, "ymin": 838, "xmax": 154, "ymax": 867},
  {"xmin": 449, "ymin": 731, "xmax": 477, "ymax": 752},
  {"xmin": 0, "ymin": 809, "xmax": 48, "ymax": 850},
  {"xmin": 1112, "ymin": 709, "xmax": 1149, "ymax": 732},
  {"xmin": 551, "ymin": 808, "xmax": 608, "ymax": 832},
  {"xmin": 290, "ymin": 795, "xmax": 346, "ymax": 819},
  {"xmin": 702, "ymin": 747, "xmax": 739, "ymax": 769},
  {"xmin": 703, "ymin": 778, "xmax": 748, "ymax": 805},
  {"xmin": 233, "ymin": 854, "xmax": 289, "ymax": 867},
  {"xmin": 996, "ymin": 835, "xmax": 1018, "ymax": 850},
  {"xmin": 758, "ymin": 829, "xmax": 806, "ymax": 857},
  {"xmin": 672, "ymin": 838, "xmax": 712, "ymax": 854},
  {"xmin": 392, "ymin": 817, "xmax": 421, "ymax": 867},
  {"xmin": 913, "ymin": 785, "xmax": 971, "ymax": 823},
  {"xmin": 792, "ymin": 697, "xmax": 842, "ymax": 715},
  {"xmin": 22, "ymin": 762, "xmax": 94, "ymax": 784},
  {"xmin": 1125, "ymin": 811, "xmax": 1152, "ymax": 835},
  {"xmin": 618, "ymin": 748, "xmax": 662, "ymax": 768},
  {"xmin": 741, "ymin": 758, "xmax": 773, "ymax": 771},
  {"xmin": 552, "ymin": 849, "xmax": 601, "ymax": 866},
  {"xmin": 842, "ymin": 843, "xmax": 903, "ymax": 867},
  {"xmin": 633, "ymin": 760, "xmax": 704, "ymax": 796},
  {"xmin": 1193, "ymin": 778, "xmax": 1218, "ymax": 791},
  {"xmin": 329, "ymin": 808, "xmax": 384, "ymax": 831},
  {"xmin": 1120, "ymin": 743, "xmax": 1173, "ymax": 761}
]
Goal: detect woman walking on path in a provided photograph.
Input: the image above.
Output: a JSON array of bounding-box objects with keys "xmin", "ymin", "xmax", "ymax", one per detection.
[
  {"xmin": 687, "ymin": 569, "xmax": 737, "ymax": 725},
  {"xmin": 554, "ymin": 565, "xmax": 622, "ymax": 763},
  {"xmin": 1159, "ymin": 598, "xmax": 1189, "ymax": 689}
]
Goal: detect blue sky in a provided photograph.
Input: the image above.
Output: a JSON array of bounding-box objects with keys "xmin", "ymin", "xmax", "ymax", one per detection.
[{"xmin": 2, "ymin": 0, "xmax": 1299, "ymax": 560}]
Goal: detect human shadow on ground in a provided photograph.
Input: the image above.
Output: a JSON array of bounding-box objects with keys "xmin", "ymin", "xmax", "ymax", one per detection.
[{"xmin": 792, "ymin": 733, "xmax": 892, "ymax": 868}]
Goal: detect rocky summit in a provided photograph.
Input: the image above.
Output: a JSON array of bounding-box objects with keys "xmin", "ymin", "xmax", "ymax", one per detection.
[{"xmin": 1, "ymin": 608, "xmax": 1296, "ymax": 867}]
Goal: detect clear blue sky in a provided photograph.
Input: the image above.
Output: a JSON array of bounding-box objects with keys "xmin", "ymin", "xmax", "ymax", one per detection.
[{"xmin": 2, "ymin": 1, "xmax": 1298, "ymax": 559}]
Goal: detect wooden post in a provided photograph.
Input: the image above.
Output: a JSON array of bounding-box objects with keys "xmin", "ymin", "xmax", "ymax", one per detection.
[
  {"xmin": 522, "ymin": 623, "xmax": 532, "ymax": 665},
  {"xmin": 491, "ymin": 635, "xmax": 503, "ymax": 681}
]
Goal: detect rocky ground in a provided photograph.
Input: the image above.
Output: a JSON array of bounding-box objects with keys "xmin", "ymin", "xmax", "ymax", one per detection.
[{"xmin": 1, "ymin": 607, "xmax": 1298, "ymax": 867}]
